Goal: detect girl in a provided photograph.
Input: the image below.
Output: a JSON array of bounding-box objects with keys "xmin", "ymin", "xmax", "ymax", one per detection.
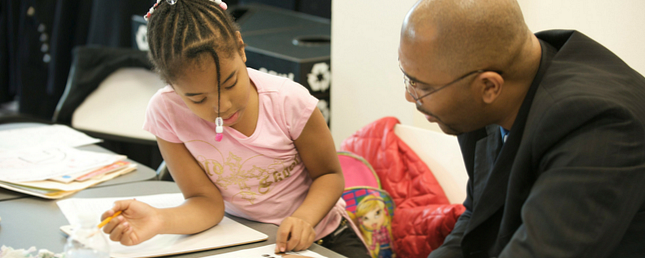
[{"xmin": 100, "ymin": 0, "xmax": 369, "ymax": 256}]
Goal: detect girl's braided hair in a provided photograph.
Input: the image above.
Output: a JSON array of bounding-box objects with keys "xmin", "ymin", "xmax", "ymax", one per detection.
[{"xmin": 146, "ymin": 0, "xmax": 241, "ymax": 85}]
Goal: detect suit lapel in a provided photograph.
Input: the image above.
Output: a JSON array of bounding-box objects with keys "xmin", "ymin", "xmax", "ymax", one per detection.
[
  {"xmin": 463, "ymin": 37, "xmax": 558, "ymax": 241},
  {"xmin": 466, "ymin": 125, "xmax": 512, "ymax": 235},
  {"xmin": 470, "ymin": 125, "xmax": 503, "ymax": 212}
]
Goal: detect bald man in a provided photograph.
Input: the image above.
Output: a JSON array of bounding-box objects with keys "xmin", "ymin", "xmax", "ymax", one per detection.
[{"xmin": 398, "ymin": 0, "xmax": 645, "ymax": 258}]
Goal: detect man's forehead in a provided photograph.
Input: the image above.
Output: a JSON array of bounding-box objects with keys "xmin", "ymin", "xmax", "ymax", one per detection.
[
  {"xmin": 399, "ymin": 41, "xmax": 439, "ymax": 71},
  {"xmin": 399, "ymin": 46, "xmax": 459, "ymax": 88}
]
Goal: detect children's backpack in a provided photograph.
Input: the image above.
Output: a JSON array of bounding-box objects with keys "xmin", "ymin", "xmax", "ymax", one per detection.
[
  {"xmin": 343, "ymin": 187, "xmax": 396, "ymax": 258},
  {"xmin": 338, "ymin": 151, "xmax": 396, "ymax": 258},
  {"xmin": 338, "ymin": 151, "xmax": 381, "ymax": 189}
]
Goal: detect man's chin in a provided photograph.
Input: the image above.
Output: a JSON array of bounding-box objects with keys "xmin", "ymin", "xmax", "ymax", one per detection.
[
  {"xmin": 437, "ymin": 123, "xmax": 463, "ymax": 136},
  {"xmin": 424, "ymin": 114, "xmax": 439, "ymax": 123},
  {"xmin": 419, "ymin": 110, "xmax": 463, "ymax": 135}
]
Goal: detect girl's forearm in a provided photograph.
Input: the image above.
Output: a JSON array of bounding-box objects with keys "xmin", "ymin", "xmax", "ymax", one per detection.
[
  {"xmin": 158, "ymin": 195, "xmax": 225, "ymax": 235},
  {"xmin": 291, "ymin": 172, "xmax": 344, "ymax": 227}
]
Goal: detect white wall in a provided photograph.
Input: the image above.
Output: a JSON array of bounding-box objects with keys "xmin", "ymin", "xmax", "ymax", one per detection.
[
  {"xmin": 518, "ymin": 0, "xmax": 645, "ymax": 79},
  {"xmin": 330, "ymin": 0, "xmax": 421, "ymax": 148},
  {"xmin": 330, "ymin": 0, "xmax": 645, "ymax": 148}
]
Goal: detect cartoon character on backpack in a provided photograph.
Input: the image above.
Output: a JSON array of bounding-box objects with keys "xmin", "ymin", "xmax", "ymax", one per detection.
[{"xmin": 350, "ymin": 194, "xmax": 395, "ymax": 258}]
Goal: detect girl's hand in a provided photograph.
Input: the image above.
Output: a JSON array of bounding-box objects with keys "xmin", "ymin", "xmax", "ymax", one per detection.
[
  {"xmin": 275, "ymin": 216, "xmax": 316, "ymax": 253},
  {"xmin": 100, "ymin": 199, "xmax": 163, "ymax": 246}
]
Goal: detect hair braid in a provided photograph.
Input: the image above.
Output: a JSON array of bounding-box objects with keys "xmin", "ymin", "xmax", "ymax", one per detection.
[
  {"xmin": 161, "ymin": 5, "xmax": 178, "ymax": 71},
  {"xmin": 172, "ymin": 3, "xmax": 187, "ymax": 60},
  {"xmin": 147, "ymin": 4, "xmax": 172, "ymax": 64},
  {"xmin": 182, "ymin": 3, "xmax": 201, "ymax": 43},
  {"xmin": 145, "ymin": 0, "xmax": 240, "ymax": 84},
  {"xmin": 193, "ymin": 0, "xmax": 236, "ymax": 40}
]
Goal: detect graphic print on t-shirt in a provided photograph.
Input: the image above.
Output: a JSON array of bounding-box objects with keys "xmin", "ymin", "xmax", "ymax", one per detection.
[{"xmin": 188, "ymin": 140, "xmax": 300, "ymax": 205}]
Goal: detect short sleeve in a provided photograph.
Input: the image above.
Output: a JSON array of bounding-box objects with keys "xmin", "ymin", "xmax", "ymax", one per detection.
[
  {"xmin": 143, "ymin": 88, "xmax": 182, "ymax": 143},
  {"xmin": 282, "ymin": 81, "xmax": 318, "ymax": 140}
]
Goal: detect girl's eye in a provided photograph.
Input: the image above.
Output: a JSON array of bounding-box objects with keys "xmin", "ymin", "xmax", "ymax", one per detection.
[
  {"xmin": 191, "ymin": 98, "xmax": 206, "ymax": 104},
  {"xmin": 225, "ymin": 79, "xmax": 238, "ymax": 90}
]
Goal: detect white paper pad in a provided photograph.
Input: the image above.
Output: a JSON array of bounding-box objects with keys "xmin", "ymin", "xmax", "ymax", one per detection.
[
  {"xmin": 201, "ymin": 244, "xmax": 327, "ymax": 258},
  {"xmin": 57, "ymin": 193, "xmax": 268, "ymax": 258}
]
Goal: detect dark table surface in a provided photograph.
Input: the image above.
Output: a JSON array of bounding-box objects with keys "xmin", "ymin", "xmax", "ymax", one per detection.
[{"xmin": 0, "ymin": 181, "xmax": 346, "ymax": 257}]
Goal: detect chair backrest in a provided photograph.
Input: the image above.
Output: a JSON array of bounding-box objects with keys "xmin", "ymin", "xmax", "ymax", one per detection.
[
  {"xmin": 53, "ymin": 46, "xmax": 166, "ymax": 174},
  {"xmin": 54, "ymin": 47, "xmax": 156, "ymax": 129},
  {"xmin": 70, "ymin": 67, "xmax": 163, "ymax": 142},
  {"xmin": 53, "ymin": 46, "xmax": 163, "ymax": 144},
  {"xmin": 338, "ymin": 151, "xmax": 381, "ymax": 189},
  {"xmin": 393, "ymin": 124, "xmax": 468, "ymax": 204}
]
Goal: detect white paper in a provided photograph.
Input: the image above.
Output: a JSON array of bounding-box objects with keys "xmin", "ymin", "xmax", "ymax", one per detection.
[
  {"xmin": 0, "ymin": 146, "xmax": 124, "ymax": 182},
  {"xmin": 57, "ymin": 193, "xmax": 185, "ymax": 224},
  {"xmin": 201, "ymin": 244, "xmax": 327, "ymax": 258},
  {"xmin": 0, "ymin": 124, "xmax": 101, "ymax": 152},
  {"xmin": 57, "ymin": 193, "xmax": 268, "ymax": 258}
]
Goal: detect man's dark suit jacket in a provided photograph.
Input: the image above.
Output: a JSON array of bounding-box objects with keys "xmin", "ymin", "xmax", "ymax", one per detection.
[{"xmin": 429, "ymin": 30, "xmax": 645, "ymax": 258}]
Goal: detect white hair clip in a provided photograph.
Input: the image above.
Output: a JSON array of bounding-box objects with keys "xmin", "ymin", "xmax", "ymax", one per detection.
[
  {"xmin": 215, "ymin": 117, "xmax": 224, "ymax": 142},
  {"xmin": 212, "ymin": 0, "xmax": 228, "ymax": 10}
]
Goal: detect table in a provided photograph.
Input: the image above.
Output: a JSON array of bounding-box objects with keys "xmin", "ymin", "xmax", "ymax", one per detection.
[
  {"xmin": 0, "ymin": 123, "xmax": 157, "ymax": 201},
  {"xmin": 0, "ymin": 181, "xmax": 347, "ymax": 258}
]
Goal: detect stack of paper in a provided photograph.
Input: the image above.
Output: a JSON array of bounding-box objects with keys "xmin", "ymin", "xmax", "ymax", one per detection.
[{"xmin": 0, "ymin": 125, "xmax": 137, "ymax": 199}]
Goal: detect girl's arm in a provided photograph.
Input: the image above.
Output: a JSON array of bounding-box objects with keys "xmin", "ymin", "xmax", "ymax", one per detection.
[
  {"xmin": 275, "ymin": 107, "xmax": 345, "ymax": 252},
  {"xmin": 102, "ymin": 137, "xmax": 225, "ymax": 245},
  {"xmin": 155, "ymin": 137, "xmax": 226, "ymax": 233}
]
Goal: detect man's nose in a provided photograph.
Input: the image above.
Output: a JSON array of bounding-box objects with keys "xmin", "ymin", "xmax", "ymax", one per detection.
[{"xmin": 404, "ymin": 90, "xmax": 416, "ymax": 103}]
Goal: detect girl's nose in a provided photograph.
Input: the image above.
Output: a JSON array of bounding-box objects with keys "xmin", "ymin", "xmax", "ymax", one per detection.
[{"xmin": 213, "ymin": 97, "xmax": 232, "ymax": 114}]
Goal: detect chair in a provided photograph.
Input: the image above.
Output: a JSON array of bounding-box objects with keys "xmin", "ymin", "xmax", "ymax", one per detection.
[{"xmin": 53, "ymin": 46, "xmax": 169, "ymax": 180}]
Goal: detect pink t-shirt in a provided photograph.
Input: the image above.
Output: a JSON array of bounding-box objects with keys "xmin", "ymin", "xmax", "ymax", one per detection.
[{"xmin": 143, "ymin": 68, "xmax": 345, "ymax": 239}]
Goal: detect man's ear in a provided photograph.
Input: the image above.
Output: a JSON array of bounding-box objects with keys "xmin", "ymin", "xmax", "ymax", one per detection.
[{"xmin": 479, "ymin": 71, "xmax": 504, "ymax": 104}]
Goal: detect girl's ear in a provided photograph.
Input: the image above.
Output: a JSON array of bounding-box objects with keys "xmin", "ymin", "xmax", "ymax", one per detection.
[{"xmin": 235, "ymin": 31, "xmax": 247, "ymax": 63}]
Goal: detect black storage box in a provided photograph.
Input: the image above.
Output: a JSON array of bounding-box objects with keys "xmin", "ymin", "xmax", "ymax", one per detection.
[{"xmin": 132, "ymin": 15, "xmax": 149, "ymax": 51}]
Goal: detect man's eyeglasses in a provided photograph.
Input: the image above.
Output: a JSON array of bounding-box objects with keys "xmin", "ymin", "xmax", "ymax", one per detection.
[{"xmin": 402, "ymin": 68, "xmax": 503, "ymax": 105}]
